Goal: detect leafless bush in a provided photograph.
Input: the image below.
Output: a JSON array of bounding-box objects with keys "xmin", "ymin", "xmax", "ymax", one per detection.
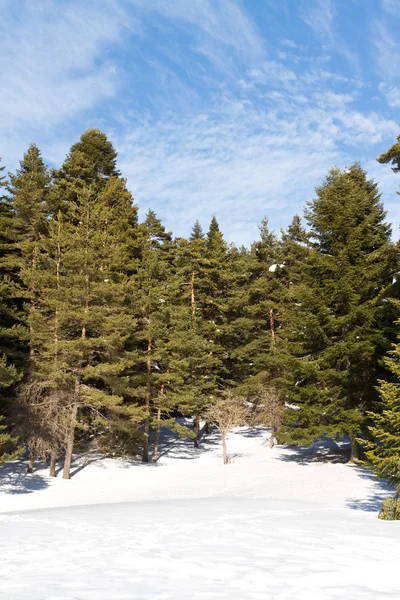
[
  {"xmin": 14, "ymin": 379, "xmax": 69, "ymax": 473},
  {"xmin": 247, "ymin": 386, "xmax": 284, "ymax": 447},
  {"xmin": 205, "ymin": 391, "xmax": 248, "ymax": 464}
]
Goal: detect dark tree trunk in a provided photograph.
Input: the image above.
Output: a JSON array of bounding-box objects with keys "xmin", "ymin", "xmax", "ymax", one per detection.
[
  {"xmin": 194, "ymin": 415, "xmax": 200, "ymax": 448},
  {"xmin": 27, "ymin": 451, "xmax": 34, "ymax": 474},
  {"xmin": 350, "ymin": 433, "xmax": 360, "ymax": 463},
  {"xmin": 63, "ymin": 402, "xmax": 78, "ymax": 480},
  {"xmin": 152, "ymin": 408, "xmax": 161, "ymax": 462},
  {"xmin": 143, "ymin": 337, "xmax": 152, "ymax": 463},
  {"xmin": 49, "ymin": 452, "xmax": 57, "ymax": 477}
]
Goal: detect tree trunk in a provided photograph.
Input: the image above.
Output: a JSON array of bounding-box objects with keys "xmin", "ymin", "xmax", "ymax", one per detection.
[
  {"xmin": 152, "ymin": 408, "xmax": 161, "ymax": 462},
  {"xmin": 193, "ymin": 414, "xmax": 200, "ymax": 448},
  {"xmin": 27, "ymin": 451, "xmax": 34, "ymax": 474},
  {"xmin": 63, "ymin": 402, "xmax": 78, "ymax": 480},
  {"xmin": 49, "ymin": 452, "xmax": 57, "ymax": 477},
  {"xmin": 269, "ymin": 308, "xmax": 275, "ymax": 346},
  {"xmin": 350, "ymin": 433, "xmax": 360, "ymax": 463},
  {"xmin": 270, "ymin": 424, "xmax": 277, "ymax": 448},
  {"xmin": 143, "ymin": 337, "xmax": 152, "ymax": 463},
  {"xmin": 29, "ymin": 245, "xmax": 38, "ymax": 360},
  {"xmin": 222, "ymin": 433, "xmax": 229, "ymax": 464},
  {"xmin": 190, "ymin": 271, "xmax": 196, "ymax": 317}
]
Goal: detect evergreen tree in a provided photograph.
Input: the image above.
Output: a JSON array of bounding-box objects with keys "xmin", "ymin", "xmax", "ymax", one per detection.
[
  {"xmin": 280, "ymin": 164, "xmax": 398, "ymax": 460},
  {"xmin": 0, "ymin": 158, "xmax": 24, "ymax": 459},
  {"xmin": 27, "ymin": 133, "xmax": 141, "ymax": 478},
  {"xmin": 365, "ymin": 316, "xmax": 400, "ymax": 491},
  {"xmin": 8, "ymin": 144, "xmax": 50, "ymax": 359},
  {"xmin": 190, "ymin": 219, "xmax": 204, "ymax": 241},
  {"xmin": 128, "ymin": 210, "xmax": 174, "ymax": 462},
  {"xmin": 227, "ymin": 218, "xmax": 288, "ymax": 394},
  {"xmin": 49, "ymin": 128, "xmax": 120, "ymax": 212},
  {"xmin": 170, "ymin": 217, "xmax": 231, "ymax": 445}
]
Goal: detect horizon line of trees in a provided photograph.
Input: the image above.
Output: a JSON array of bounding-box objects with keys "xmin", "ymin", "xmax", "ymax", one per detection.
[{"xmin": 0, "ymin": 128, "xmax": 399, "ymax": 509}]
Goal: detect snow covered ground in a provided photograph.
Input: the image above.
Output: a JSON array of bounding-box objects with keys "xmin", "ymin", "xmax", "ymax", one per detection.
[{"xmin": 0, "ymin": 427, "xmax": 399, "ymax": 599}]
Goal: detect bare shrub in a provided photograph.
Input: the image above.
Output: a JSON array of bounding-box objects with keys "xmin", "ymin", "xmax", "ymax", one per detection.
[
  {"xmin": 248, "ymin": 386, "xmax": 284, "ymax": 448},
  {"xmin": 205, "ymin": 391, "xmax": 248, "ymax": 464},
  {"xmin": 14, "ymin": 379, "xmax": 68, "ymax": 474}
]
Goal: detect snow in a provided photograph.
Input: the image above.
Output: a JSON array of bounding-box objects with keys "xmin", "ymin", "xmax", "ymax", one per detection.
[
  {"xmin": 268, "ymin": 263, "xmax": 285, "ymax": 272},
  {"xmin": 0, "ymin": 427, "xmax": 399, "ymax": 599}
]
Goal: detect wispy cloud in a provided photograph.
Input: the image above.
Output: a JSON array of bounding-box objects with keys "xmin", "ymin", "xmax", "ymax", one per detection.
[
  {"xmin": 0, "ymin": 0, "xmax": 132, "ymax": 130},
  {"xmin": 1, "ymin": 0, "xmax": 399, "ymax": 245},
  {"xmin": 300, "ymin": 0, "xmax": 359, "ymax": 70},
  {"xmin": 382, "ymin": 0, "xmax": 400, "ymax": 15},
  {"xmin": 301, "ymin": 0, "xmax": 337, "ymax": 41},
  {"xmin": 373, "ymin": 21, "xmax": 400, "ymax": 79},
  {"xmin": 130, "ymin": 0, "xmax": 265, "ymax": 70},
  {"xmin": 117, "ymin": 62, "xmax": 396, "ymax": 245},
  {"xmin": 379, "ymin": 83, "xmax": 400, "ymax": 107}
]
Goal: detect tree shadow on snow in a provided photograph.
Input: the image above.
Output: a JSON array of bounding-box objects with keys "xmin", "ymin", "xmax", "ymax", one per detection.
[
  {"xmin": 275, "ymin": 437, "xmax": 393, "ymax": 513},
  {"xmin": 153, "ymin": 425, "xmax": 221, "ymax": 462},
  {"xmin": 345, "ymin": 468, "xmax": 393, "ymax": 513},
  {"xmin": 276, "ymin": 437, "xmax": 351, "ymax": 465},
  {"xmin": 0, "ymin": 457, "xmax": 50, "ymax": 494},
  {"xmin": 236, "ymin": 427, "xmax": 267, "ymax": 439}
]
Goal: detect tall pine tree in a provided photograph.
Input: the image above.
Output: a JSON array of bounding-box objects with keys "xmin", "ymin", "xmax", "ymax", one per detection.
[{"xmin": 280, "ymin": 164, "xmax": 398, "ymax": 460}]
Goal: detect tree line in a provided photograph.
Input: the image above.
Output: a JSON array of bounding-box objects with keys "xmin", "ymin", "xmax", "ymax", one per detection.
[{"xmin": 0, "ymin": 128, "xmax": 399, "ymax": 507}]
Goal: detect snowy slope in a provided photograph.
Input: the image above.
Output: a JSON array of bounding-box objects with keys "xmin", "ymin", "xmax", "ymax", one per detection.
[{"xmin": 0, "ymin": 428, "xmax": 399, "ymax": 599}]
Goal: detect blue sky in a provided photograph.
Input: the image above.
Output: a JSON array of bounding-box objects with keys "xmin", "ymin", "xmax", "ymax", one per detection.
[{"xmin": 1, "ymin": 0, "xmax": 400, "ymax": 245}]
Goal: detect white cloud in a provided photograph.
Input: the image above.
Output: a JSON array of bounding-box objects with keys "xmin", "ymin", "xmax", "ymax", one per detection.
[
  {"xmin": 281, "ymin": 39, "xmax": 298, "ymax": 48},
  {"xmin": 382, "ymin": 0, "xmax": 400, "ymax": 15},
  {"xmin": 379, "ymin": 83, "xmax": 400, "ymax": 107},
  {"xmin": 0, "ymin": 0, "xmax": 132, "ymax": 131},
  {"xmin": 301, "ymin": 0, "xmax": 337, "ymax": 41},
  {"xmin": 129, "ymin": 0, "xmax": 265, "ymax": 73},
  {"xmin": 116, "ymin": 63, "xmax": 397, "ymax": 245},
  {"xmin": 300, "ymin": 0, "xmax": 359, "ymax": 70},
  {"xmin": 373, "ymin": 22, "xmax": 400, "ymax": 79},
  {"xmin": 2, "ymin": 0, "xmax": 399, "ymax": 247}
]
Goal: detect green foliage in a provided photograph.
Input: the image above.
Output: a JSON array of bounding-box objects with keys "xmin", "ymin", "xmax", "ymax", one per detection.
[
  {"xmin": 1, "ymin": 127, "xmax": 400, "ymax": 482},
  {"xmin": 280, "ymin": 164, "xmax": 398, "ymax": 449},
  {"xmin": 378, "ymin": 495, "xmax": 400, "ymax": 520},
  {"xmin": 365, "ymin": 314, "xmax": 400, "ymax": 491}
]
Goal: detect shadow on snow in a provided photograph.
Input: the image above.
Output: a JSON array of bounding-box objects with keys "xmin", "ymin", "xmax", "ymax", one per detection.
[
  {"xmin": 0, "ymin": 456, "xmax": 50, "ymax": 495},
  {"xmin": 275, "ymin": 436, "xmax": 393, "ymax": 513}
]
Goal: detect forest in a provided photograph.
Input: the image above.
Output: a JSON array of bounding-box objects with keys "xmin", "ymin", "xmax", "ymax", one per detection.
[{"xmin": 1, "ymin": 128, "xmax": 400, "ymax": 517}]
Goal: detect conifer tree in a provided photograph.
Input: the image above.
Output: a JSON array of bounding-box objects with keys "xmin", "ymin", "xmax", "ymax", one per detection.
[
  {"xmin": 365, "ymin": 316, "xmax": 400, "ymax": 492},
  {"xmin": 170, "ymin": 217, "xmax": 231, "ymax": 445},
  {"xmin": 280, "ymin": 164, "xmax": 398, "ymax": 460},
  {"xmin": 49, "ymin": 128, "xmax": 120, "ymax": 212},
  {"xmin": 8, "ymin": 144, "xmax": 50, "ymax": 359},
  {"xmin": 128, "ymin": 210, "xmax": 174, "ymax": 462},
  {"xmin": 0, "ymin": 158, "xmax": 24, "ymax": 459},
  {"xmin": 28, "ymin": 132, "xmax": 141, "ymax": 478},
  {"xmin": 227, "ymin": 219, "xmax": 288, "ymax": 394},
  {"xmin": 190, "ymin": 219, "xmax": 204, "ymax": 241}
]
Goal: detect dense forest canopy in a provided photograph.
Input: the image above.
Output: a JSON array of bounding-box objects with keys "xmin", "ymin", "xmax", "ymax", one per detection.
[{"xmin": 1, "ymin": 128, "xmax": 400, "ymax": 510}]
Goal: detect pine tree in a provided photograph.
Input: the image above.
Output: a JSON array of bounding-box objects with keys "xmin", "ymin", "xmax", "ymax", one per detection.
[
  {"xmin": 49, "ymin": 128, "xmax": 120, "ymax": 213},
  {"xmin": 28, "ymin": 132, "xmax": 141, "ymax": 478},
  {"xmin": 8, "ymin": 144, "xmax": 50, "ymax": 359},
  {"xmin": 128, "ymin": 210, "xmax": 175, "ymax": 462},
  {"xmin": 365, "ymin": 316, "xmax": 400, "ymax": 491},
  {"xmin": 0, "ymin": 158, "xmax": 24, "ymax": 460},
  {"xmin": 190, "ymin": 219, "xmax": 204, "ymax": 241},
  {"xmin": 280, "ymin": 164, "xmax": 398, "ymax": 460},
  {"xmin": 170, "ymin": 217, "xmax": 231, "ymax": 446},
  {"xmin": 228, "ymin": 218, "xmax": 288, "ymax": 394}
]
